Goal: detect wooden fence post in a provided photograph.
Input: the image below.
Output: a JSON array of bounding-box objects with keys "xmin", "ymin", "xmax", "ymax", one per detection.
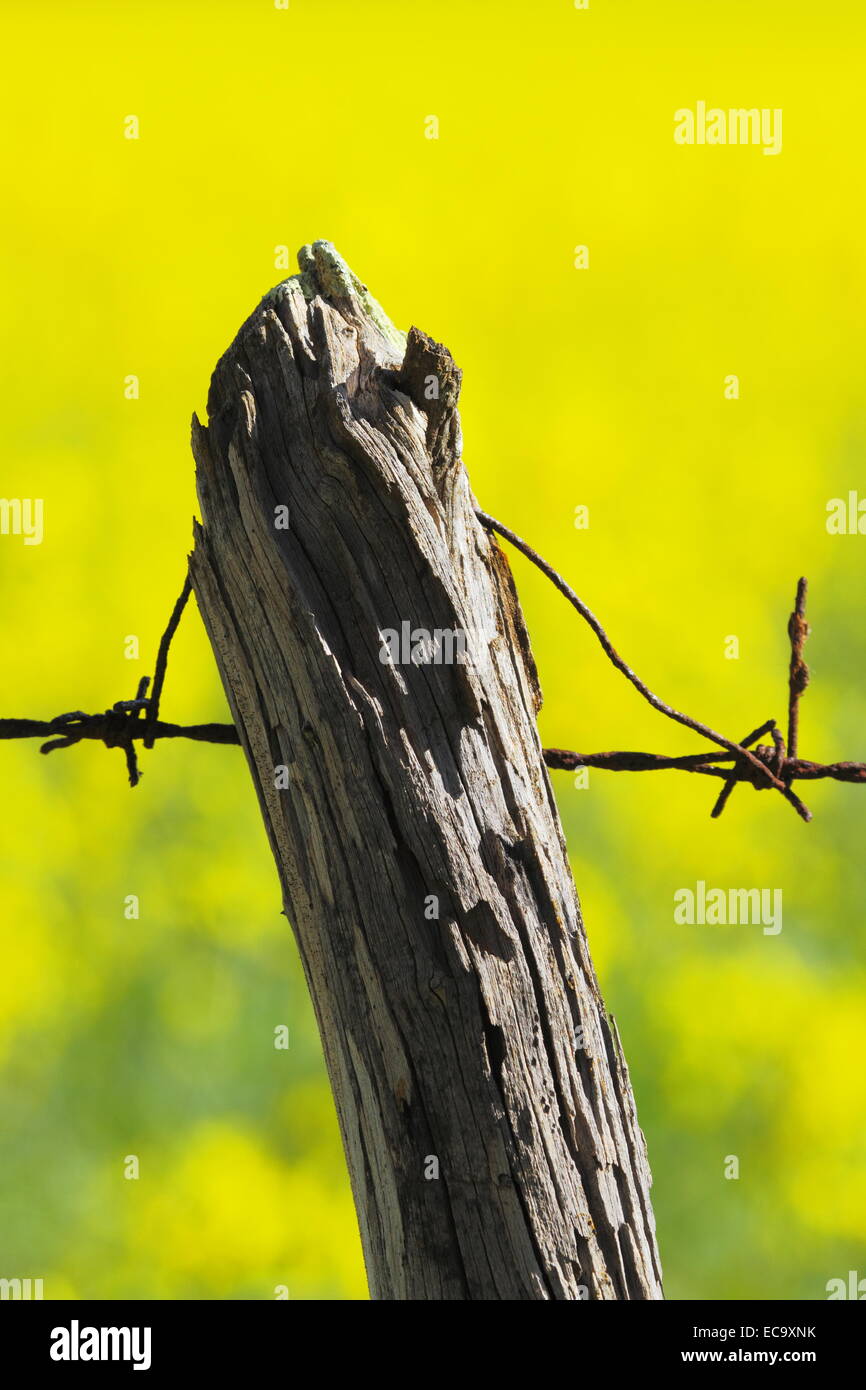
[{"xmin": 189, "ymin": 241, "xmax": 663, "ymax": 1300}]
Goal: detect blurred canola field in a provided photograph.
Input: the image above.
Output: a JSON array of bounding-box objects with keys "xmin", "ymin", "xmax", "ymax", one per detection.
[{"xmin": 0, "ymin": 0, "xmax": 864, "ymax": 1299}]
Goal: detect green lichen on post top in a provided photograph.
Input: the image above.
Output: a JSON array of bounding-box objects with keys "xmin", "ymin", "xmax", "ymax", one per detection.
[{"xmin": 269, "ymin": 240, "xmax": 406, "ymax": 353}]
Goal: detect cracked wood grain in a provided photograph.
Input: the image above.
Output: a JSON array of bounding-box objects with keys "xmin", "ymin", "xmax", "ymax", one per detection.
[{"xmin": 189, "ymin": 240, "xmax": 663, "ymax": 1301}]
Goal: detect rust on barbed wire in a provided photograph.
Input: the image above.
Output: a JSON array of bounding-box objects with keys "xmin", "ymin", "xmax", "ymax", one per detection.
[
  {"xmin": 1, "ymin": 512, "xmax": 863, "ymax": 819},
  {"xmin": 787, "ymin": 576, "xmax": 810, "ymax": 759}
]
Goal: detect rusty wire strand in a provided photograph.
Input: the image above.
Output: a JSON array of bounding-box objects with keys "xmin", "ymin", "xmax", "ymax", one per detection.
[
  {"xmin": 787, "ymin": 576, "xmax": 810, "ymax": 759},
  {"xmin": 142, "ymin": 575, "xmax": 193, "ymax": 750}
]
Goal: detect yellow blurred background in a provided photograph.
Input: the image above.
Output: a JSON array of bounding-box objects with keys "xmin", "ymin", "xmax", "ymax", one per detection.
[{"xmin": 1, "ymin": 0, "xmax": 864, "ymax": 1299}]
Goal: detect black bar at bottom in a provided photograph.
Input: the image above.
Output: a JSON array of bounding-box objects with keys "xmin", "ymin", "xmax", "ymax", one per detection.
[{"xmin": 0, "ymin": 1297, "xmax": 861, "ymax": 1376}]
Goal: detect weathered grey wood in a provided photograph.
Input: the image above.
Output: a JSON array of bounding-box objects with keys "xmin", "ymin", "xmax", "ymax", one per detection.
[{"xmin": 189, "ymin": 241, "xmax": 663, "ymax": 1300}]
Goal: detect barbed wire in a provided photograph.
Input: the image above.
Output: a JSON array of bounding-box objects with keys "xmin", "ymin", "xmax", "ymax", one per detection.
[
  {"xmin": 1, "ymin": 514, "xmax": 863, "ymax": 819},
  {"xmin": 476, "ymin": 513, "xmax": 865, "ymax": 822},
  {"xmin": 0, "ymin": 579, "xmax": 239, "ymax": 787}
]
